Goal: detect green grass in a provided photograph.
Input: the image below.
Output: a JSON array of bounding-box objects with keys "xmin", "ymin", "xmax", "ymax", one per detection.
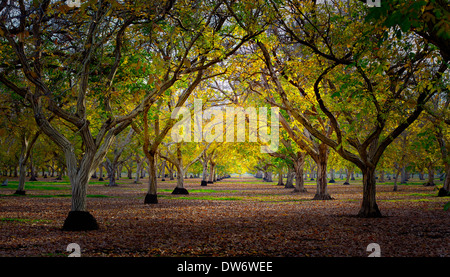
[
  {"xmin": 406, "ymin": 193, "xmax": 437, "ymax": 197},
  {"xmin": 0, "ymin": 193, "xmax": 114, "ymax": 198},
  {"xmin": 159, "ymin": 195, "xmax": 244, "ymax": 201},
  {"xmin": 0, "ymin": 217, "xmax": 52, "ymax": 223},
  {"xmin": 156, "ymin": 188, "xmax": 239, "ymax": 193},
  {"xmin": 380, "ymin": 198, "xmax": 446, "ymax": 203},
  {"xmin": 1, "ymin": 181, "xmax": 70, "ymax": 190}
]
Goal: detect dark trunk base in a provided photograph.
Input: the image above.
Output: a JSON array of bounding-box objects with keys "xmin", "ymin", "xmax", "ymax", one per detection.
[
  {"xmin": 357, "ymin": 207, "xmax": 383, "ymax": 218},
  {"xmin": 438, "ymin": 188, "xmax": 450, "ymax": 197},
  {"xmin": 293, "ymin": 188, "xmax": 307, "ymax": 193},
  {"xmin": 284, "ymin": 184, "xmax": 295, "ymax": 189},
  {"xmin": 172, "ymin": 187, "xmax": 189, "ymax": 194},
  {"xmin": 207, "ymin": 181, "xmax": 214, "ymax": 184},
  {"xmin": 343, "ymin": 182, "xmax": 350, "ymax": 185},
  {"xmin": 29, "ymin": 176, "xmax": 38, "ymax": 181},
  {"xmin": 62, "ymin": 211, "xmax": 99, "ymax": 231},
  {"xmin": 144, "ymin": 193, "xmax": 158, "ymax": 204},
  {"xmin": 312, "ymin": 194, "xmax": 333, "ymax": 200},
  {"xmin": 161, "ymin": 178, "xmax": 165, "ymax": 181},
  {"xmin": 201, "ymin": 180, "xmax": 208, "ymax": 186},
  {"xmin": 98, "ymin": 177, "xmax": 104, "ymax": 181},
  {"xmin": 13, "ymin": 190, "xmax": 26, "ymax": 195},
  {"xmin": 422, "ymin": 182, "xmax": 435, "ymax": 186},
  {"xmin": 328, "ymin": 179, "xmax": 335, "ymax": 183}
]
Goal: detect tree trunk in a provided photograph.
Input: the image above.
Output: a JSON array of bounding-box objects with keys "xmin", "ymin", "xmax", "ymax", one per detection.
[
  {"xmin": 358, "ymin": 166, "xmax": 382, "ymax": 218},
  {"xmin": 98, "ymin": 165, "xmax": 104, "ymax": 181},
  {"xmin": 169, "ymin": 165, "xmax": 174, "ymax": 180},
  {"xmin": 400, "ymin": 166, "xmax": 407, "ymax": 183},
  {"xmin": 424, "ymin": 165, "xmax": 435, "ymax": 186},
  {"xmin": 343, "ymin": 168, "xmax": 350, "ymax": 185},
  {"xmin": 108, "ymin": 161, "xmax": 117, "ymax": 187},
  {"xmin": 313, "ymin": 145, "xmax": 331, "ymax": 200},
  {"xmin": 264, "ymin": 171, "xmax": 273, "ymax": 182},
  {"xmin": 160, "ymin": 160, "xmax": 166, "ymax": 181},
  {"xmin": 255, "ymin": 170, "xmax": 263, "ymax": 178},
  {"xmin": 127, "ymin": 165, "xmax": 132, "ymax": 179},
  {"xmin": 202, "ymin": 160, "xmax": 208, "ymax": 181},
  {"xmin": 293, "ymin": 156, "xmax": 306, "ymax": 192},
  {"xmin": 28, "ymin": 152, "xmax": 38, "ymax": 181},
  {"xmin": 134, "ymin": 158, "xmax": 143, "ymax": 183},
  {"xmin": 285, "ymin": 167, "xmax": 295, "ymax": 188},
  {"xmin": 208, "ymin": 161, "xmax": 215, "ymax": 183},
  {"xmin": 393, "ymin": 169, "xmax": 400, "ymax": 191},
  {"xmin": 277, "ymin": 168, "xmax": 284, "ymax": 186},
  {"xmin": 313, "ymin": 158, "xmax": 332, "ymax": 199},
  {"xmin": 418, "ymin": 170, "xmax": 425, "ymax": 180},
  {"xmin": 378, "ymin": 171, "xmax": 385, "ymax": 183},
  {"xmin": 62, "ymin": 149, "xmax": 99, "ymax": 231},
  {"xmin": 15, "ymin": 135, "xmax": 28, "ymax": 195},
  {"xmin": 16, "ymin": 157, "xmax": 27, "ymax": 195},
  {"xmin": 144, "ymin": 152, "xmax": 158, "ymax": 204},
  {"xmin": 328, "ymin": 168, "xmax": 335, "ymax": 183},
  {"xmin": 438, "ymin": 164, "xmax": 450, "ymax": 197}
]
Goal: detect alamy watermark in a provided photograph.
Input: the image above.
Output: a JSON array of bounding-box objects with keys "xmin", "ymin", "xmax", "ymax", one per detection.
[
  {"xmin": 170, "ymin": 99, "xmax": 279, "ymax": 153},
  {"xmin": 66, "ymin": 0, "xmax": 81, "ymax": 8},
  {"xmin": 367, "ymin": 0, "xmax": 381, "ymax": 8}
]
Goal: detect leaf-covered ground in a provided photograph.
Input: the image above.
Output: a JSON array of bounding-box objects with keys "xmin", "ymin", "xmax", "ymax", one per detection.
[{"xmin": 0, "ymin": 177, "xmax": 449, "ymax": 257}]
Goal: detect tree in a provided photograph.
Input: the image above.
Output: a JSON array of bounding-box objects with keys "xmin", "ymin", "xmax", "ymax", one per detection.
[
  {"xmin": 0, "ymin": 0, "xmax": 192, "ymax": 230},
  {"xmin": 159, "ymin": 142, "xmax": 210, "ymax": 194},
  {"xmin": 257, "ymin": 0, "xmax": 448, "ymax": 217}
]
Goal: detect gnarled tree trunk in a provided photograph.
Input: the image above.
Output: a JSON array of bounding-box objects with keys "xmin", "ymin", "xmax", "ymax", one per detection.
[{"xmin": 358, "ymin": 166, "xmax": 382, "ymax": 218}]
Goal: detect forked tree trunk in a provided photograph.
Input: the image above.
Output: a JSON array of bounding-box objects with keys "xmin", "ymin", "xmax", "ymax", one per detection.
[
  {"xmin": 62, "ymin": 149, "xmax": 99, "ymax": 231},
  {"xmin": 358, "ymin": 166, "xmax": 382, "ymax": 218}
]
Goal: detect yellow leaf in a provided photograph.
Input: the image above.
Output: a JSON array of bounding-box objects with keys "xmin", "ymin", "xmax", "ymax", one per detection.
[{"xmin": 183, "ymin": 59, "xmax": 191, "ymax": 68}]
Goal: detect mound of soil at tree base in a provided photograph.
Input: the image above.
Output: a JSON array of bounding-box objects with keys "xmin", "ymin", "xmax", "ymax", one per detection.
[
  {"xmin": 14, "ymin": 190, "xmax": 26, "ymax": 195},
  {"xmin": 144, "ymin": 193, "xmax": 158, "ymax": 204},
  {"xmin": 438, "ymin": 188, "xmax": 450, "ymax": 197},
  {"xmin": 62, "ymin": 211, "xmax": 99, "ymax": 231},
  {"xmin": 172, "ymin": 187, "xmax": 189, "ymax": 194}
]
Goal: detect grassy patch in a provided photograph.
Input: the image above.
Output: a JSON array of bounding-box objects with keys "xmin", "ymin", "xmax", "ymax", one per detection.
[
  {"xmin": 159, "ymin": 195, "xmax": 244, "ymax": 201},
  {"xmin": 1, "ymin": 194, "xmax": 114, "ymax": 198},
  {"xmin": 381, "ymin": 198, "xmax": 443, "ymax": 203},
  {"xmin": 406, "ymin": 193, "xmax": 437, "ymax": 197},
  {"xmin": 0, "ymin": 217, "xmax": 52, "ymax": 223},
  {"xmin": 1, "ymin": 181, "xmax": 70, "ymax": 191}
]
